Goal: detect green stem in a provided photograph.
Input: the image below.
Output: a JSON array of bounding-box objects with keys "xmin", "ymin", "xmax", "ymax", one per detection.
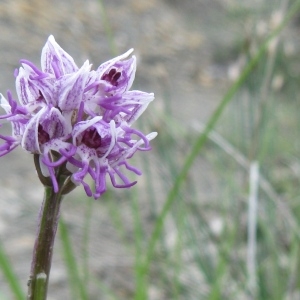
[{"xmin": 27, "ymin": 186, "xmax": 63, "ymax": 300}]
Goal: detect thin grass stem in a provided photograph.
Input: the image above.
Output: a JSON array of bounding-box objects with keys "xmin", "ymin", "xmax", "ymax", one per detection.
[
  {"xmin": 59, "ymin": 216, "xmax": 89, "ymax": 300},
  {"xmin": 0, "ymin": 242, "xmax": 24, "ymax": 300},
  {"xmin": 247, "ymin": 161, "xmax": 259, "ymax": 298}
]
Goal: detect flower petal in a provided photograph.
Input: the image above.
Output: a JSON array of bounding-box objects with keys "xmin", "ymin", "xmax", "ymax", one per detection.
[
  {"xmin": 16, "ymin": 64, "xmax": 56, "ymax": 108},
  {"xmin": 100, "ymin": 56, "xmax": 137, "ymax": 94},
  {"xmin": 57, "ymin": 60, "xmax": 91, "ymax": 111},
  {"xmin": 21, "ymin": 106, "xmax": 71, "ymax": 153},
  {"xmin": 41, "ymin": 35, "xmax": 78, "ymax": 76},
  {"xmin": 96, "ymin": 48, "xmax": 134, "ymax": 75},
  {"xmin": 72, "ymin": 116, "xmax": 102, "ymax": 145},
  {"xmin": 16, "ymin": 67, "xmax": 41, "ymax": 106},
  {"xmin": 0, "ymin": 93, "xmax": 11, "ymax": 114},
  {"xmin": 41, "ymin": 107, "xmax": 72, "ymax": 139},
  {"xmin": 21, "ymin": 107, "xmax": 45, "ymax": 153}
]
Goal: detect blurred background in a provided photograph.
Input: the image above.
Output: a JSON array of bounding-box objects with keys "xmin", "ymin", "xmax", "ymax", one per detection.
[{"xmin": 0, "ymin": 0, "xmax": 300, "ymax": 299}]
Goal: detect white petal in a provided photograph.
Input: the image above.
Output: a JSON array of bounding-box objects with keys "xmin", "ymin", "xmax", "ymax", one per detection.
[
  {"xmin": 0, "ymin": 94, "xmax": 11, "ymax": 114},
  {"xmin": 102, "ymin": 120, "xmax": 116, "ymax": 159},
  {"xmin": 146, "ymin": 132, "xmax": 158, "ymax": 141},
  {"xmin": 96, "ymin": 49, "xmax": 134, "ymax": 75},
  {"xmin": 41, "ymin": 35, "xmax": 78, "ymax": 75}
]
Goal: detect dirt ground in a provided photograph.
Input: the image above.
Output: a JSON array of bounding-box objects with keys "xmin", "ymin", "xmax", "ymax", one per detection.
[{"xmin": 0, "ymin": 0, "xmax": 254, "ymax": 299}]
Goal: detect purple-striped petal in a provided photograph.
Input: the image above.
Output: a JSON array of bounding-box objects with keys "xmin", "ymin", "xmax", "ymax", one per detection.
[
  {"xmin": 57, "ymin": 60, "xmax": 91, "ymax": 111},
  {"xmin": 41, "ymin": 35, "xmax": 78, "ymax": 76}
]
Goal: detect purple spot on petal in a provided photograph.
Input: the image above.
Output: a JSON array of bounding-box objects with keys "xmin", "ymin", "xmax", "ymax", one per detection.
[
  {"xmin": 81, "ymin": 128, "xmax": 102, "ymax": 149},
  {"xmin": 101, "ymin": 68, "xmax": 121, "ymax": 86},
  {"xmin": 38, "ymin": 124, "xmax": 50, "ymax": 144}
]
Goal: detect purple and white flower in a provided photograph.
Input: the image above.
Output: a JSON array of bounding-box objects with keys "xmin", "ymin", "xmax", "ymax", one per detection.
[{"xmin": 0, "ymin": 35, "xmax": 156, "ymax": 199}]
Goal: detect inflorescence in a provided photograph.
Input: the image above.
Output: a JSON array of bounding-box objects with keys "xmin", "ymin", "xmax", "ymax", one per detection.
[{"xmin": 0, "ymin": 35, "xmax": 157, "ymax": 199}]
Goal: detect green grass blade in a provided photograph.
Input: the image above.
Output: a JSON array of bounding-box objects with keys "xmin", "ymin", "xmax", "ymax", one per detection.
[
  {"xmin": 131, "ymin": 190, "xmax": 147, "ymax": 300},
  {"xmin": 0, "ymin": 242, "xmax": 25, "ymax": 300},
  {"xmin": 81, "ymin": 198, "xmax": 93, "ymax": 288},
  {"xmin": 97, "ymin": 0, "xmax": 118, "ymax": 55},
  {"xmin": 59, "ymin": 216, "xmax": 89, "ymax": 300},
  {"xmin": 142, "ymin": 0, "xmax": 300, "ymax": 290}
]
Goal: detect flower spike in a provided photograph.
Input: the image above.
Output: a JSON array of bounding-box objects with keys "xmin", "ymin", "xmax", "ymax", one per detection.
[{"xmin": 0, "ymin": 35, "xmax": 156, "ymax": 198}]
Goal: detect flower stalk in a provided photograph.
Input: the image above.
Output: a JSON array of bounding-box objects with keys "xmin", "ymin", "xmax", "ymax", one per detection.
[{"xmin": 27, "ymin": 183, "xmax": 64, "ymax": 299}]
